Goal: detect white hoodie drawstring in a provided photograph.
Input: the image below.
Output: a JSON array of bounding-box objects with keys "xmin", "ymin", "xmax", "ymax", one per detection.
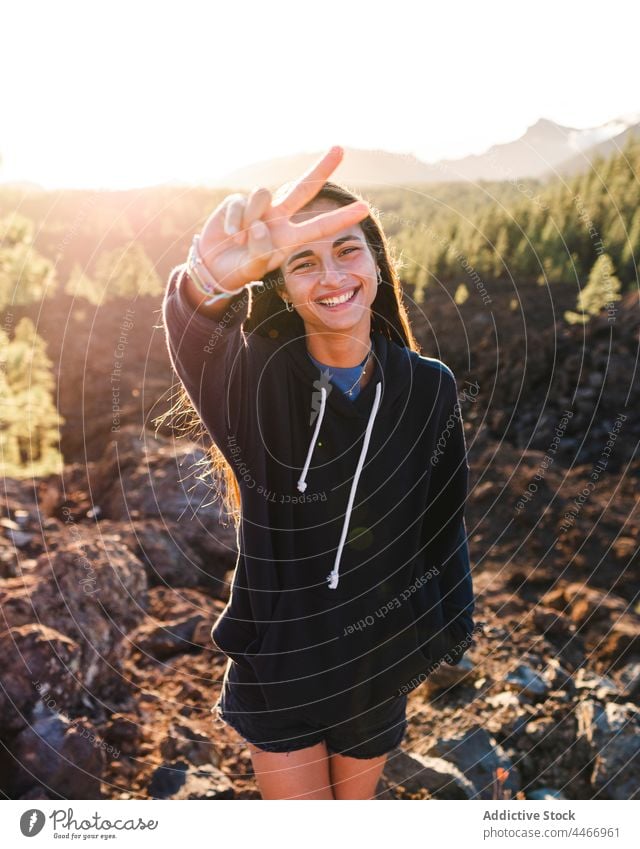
[
  {"xmin": 297, "ymin": 380, "xmax": 383, "ymax": 590},
  {"xmin": 297, "ymin": 386, "xmax": 328, "ymax": 494}
]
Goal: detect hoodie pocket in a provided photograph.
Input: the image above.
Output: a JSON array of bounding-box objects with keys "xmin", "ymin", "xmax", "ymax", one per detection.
[
  {"xmin": 243, "ymin": 589, "xmax": 293, "ymax": 665},
  {"xmin": 211, "ymin": 607, "xmax": 262, "ymax": 672},
  {"xmin": 246, "ymin": 587, "xmax": 375, "ymax": 715}
]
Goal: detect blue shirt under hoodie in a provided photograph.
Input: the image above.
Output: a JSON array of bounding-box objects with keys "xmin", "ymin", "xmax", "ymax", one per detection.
[
  {"xmin": 306, "ymin": 349, "xmax": 370, "ymax": 399},
  {"xmin": 162, "ymin": 264, "xmax": 476, "ymax": 723}
]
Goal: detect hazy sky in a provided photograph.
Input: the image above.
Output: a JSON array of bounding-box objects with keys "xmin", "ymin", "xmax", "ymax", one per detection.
[{"xmin": 2, "ymin": 0, "xmax": 639, "ymax": 190}]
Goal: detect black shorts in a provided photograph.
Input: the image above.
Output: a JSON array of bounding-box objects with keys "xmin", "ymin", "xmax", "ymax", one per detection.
[{"xmin": 212, "ymin": 659, "xmax": 408, "ymax": 759}]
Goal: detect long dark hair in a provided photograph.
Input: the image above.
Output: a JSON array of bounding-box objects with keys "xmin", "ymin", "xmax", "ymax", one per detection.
[{"xmin": 155, "ymin": 180, "xmax": 422, "ymax": 527}]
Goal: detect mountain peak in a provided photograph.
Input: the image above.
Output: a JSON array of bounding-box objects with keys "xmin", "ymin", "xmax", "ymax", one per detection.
[
  {"xmin": 529, "ymin": 117, "xmax": 557, "ymax": 130},
  {"xmin": 525, "ymin": 117, "xmax": 577, "ymax": 135}
]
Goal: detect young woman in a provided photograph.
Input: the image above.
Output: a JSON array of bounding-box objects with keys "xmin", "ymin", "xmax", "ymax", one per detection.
[{"xmin": 161, "ymin": 146, "xmax": 476, "ymax": 800}]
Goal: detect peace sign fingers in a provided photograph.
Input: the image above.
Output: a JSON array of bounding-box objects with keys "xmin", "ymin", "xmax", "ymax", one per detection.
[
  {"xmin": 194, "ymin": 145, "xmax": 371, "ymax": 294},
  {"xmin": 264, "ymin": 146, "xmax": 370, "ymax": 252}
]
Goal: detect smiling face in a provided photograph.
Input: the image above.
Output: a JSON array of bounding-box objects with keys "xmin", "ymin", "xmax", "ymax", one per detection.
[{"xmin": 278, "ymin": 198, "xmax": 379, "ymax": 339}]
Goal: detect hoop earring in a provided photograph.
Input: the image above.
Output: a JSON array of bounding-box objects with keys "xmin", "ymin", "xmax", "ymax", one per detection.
[
  {"xmin": 285, "ymin": 298, "xmax": 294, "ymax": 313},
  {"xmin": 376, "ymin": 267, "xmax": 383, "ymax": 286}
]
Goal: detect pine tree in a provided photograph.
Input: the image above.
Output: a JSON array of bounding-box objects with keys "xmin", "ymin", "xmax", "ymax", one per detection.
[
  {"xmin": 65, "ymin": 262, "xmax": 101, "ymax": 305},
  {"xmin": 564, "ymin": 253, "xmax": 622, "ymax": 324},
  {"xmin": 619, "ymin": 208, "xmax": 640, "ymax": 284},
  {"xmin": 92, "ymin": 242, "xmax": 163, "ymax": 301},
  {"xmin": 0, "ymin": 327, "xmax": 22, "ymax": 469},
  {"xmin": 0, "ymin": 213, "xmax": 56, "ymax": 310},
  {"xmin": 0, "ymin": 317, "xmax": 64, "ymax": 476}
]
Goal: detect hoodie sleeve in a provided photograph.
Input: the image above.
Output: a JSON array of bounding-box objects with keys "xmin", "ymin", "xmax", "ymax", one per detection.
[
  {"xmin": 422, "ymin": 369, "xmax": 476, "ymax": 665},
  {"xmin": 161, "ymin": 262, "xmax": 255, "ymax": 460}
]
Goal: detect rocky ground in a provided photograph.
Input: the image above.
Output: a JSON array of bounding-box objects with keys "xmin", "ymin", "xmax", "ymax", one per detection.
[{"xmin": 0, "ymin": 287, "xmax": 638, "ymax": 800}]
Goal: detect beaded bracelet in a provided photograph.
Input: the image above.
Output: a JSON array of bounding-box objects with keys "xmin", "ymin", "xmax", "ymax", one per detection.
[{"xmin": 185, "ymin": 234, "xmax": 240, "ymax": 305}]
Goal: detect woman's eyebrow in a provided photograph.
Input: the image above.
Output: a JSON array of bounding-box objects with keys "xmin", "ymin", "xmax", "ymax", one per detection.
[{"xmin": 285, "ymin": 235, "xmax": 363, "ymax": 268}]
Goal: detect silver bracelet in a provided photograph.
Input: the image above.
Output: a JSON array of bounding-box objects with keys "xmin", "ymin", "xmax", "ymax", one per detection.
[{"xmin": 185, "ymin": 233, "xmax": 240, "ymax": 305}]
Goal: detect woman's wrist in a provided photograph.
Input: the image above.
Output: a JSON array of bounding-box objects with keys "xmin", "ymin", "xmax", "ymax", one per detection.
[
  {"xmin": 186, "ymin": 233, "xmax": 244, "ymax": 303},
  {"xmin": 181, "ymin": 267, "xmax": 243, "ymax": 318}
]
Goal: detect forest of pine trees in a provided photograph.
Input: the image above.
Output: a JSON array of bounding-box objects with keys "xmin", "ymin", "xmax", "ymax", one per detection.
[
  {"xmin": 1, "ymin": 134, "xmax": 638, "ymax": 476},
  {"xmin": 368, "ymin": 133, "xmax": 640, "ymax": 304}
]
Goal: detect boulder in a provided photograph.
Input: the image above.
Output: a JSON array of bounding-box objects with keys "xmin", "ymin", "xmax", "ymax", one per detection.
[
  {"xmin": 130, "ymin": 614, "xmax": 207, "ymax": 661},
  {"xmin": 4, "ymin": 702, "xmax": 105, "ymax": 799},
  {"xmin": 0, "ymin": 533, "xmax": 148, "ymax": 702},
  {"xmin": 159, "ymin": 721, "xmax": 220, "ymax": 767},
  {"xmin": 575, "ymin": 699, "xmax": 640, "ymax": 799},
  {"xmin": 423, "ymin": 725, "xmax": 520, "ymax": 799},
  {"xmin": 382, "ymin": 747, "xmax": 477, "ymax": 798},
  {"xmin": 0, "ymin": 624, "xmax": 82, "ymax": 734},
  {"xmin": 148, "ymin": 760, "xmax": 234, "ymax": 799}
]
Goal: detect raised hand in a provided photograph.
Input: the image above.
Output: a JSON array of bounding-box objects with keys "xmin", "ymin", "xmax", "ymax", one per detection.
[{"xmin": 197, "ymin": 146, "xmax": 369, "ymax": 292}]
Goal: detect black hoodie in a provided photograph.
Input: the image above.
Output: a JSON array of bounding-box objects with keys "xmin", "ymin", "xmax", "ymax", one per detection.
[{"xmin": 162, "ymin": 264, "xmax": 476, "ymax": 723}]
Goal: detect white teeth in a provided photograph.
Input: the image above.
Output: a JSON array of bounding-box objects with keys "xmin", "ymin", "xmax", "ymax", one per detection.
[{"xmin": 317, "ymin": 288, "xmax": 357, "ymax": 306}]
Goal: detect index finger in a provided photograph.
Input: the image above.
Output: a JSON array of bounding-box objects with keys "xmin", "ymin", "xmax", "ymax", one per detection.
[
  {"xmin": 289, "ymin": 199, "xmax": 370, "ymax": 246},
  {"xmin": 271, "ymin": 146, "xmax": 345, "ymax": 216}
]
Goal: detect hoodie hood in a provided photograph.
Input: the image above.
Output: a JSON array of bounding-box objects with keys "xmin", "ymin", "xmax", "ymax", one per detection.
[{"xmin": 284, "ymin": 330, "xmax": 413, "ymax": 421}]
